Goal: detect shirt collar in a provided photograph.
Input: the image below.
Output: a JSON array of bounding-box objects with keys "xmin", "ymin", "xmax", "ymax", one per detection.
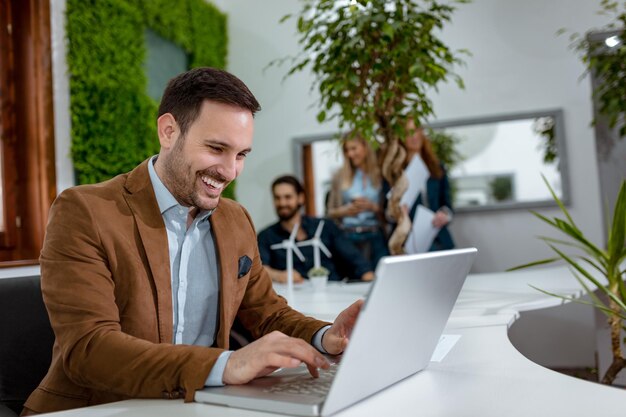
[{"xmin": 147, "ymin": 155, "xmax": 213, "ymax": 221}]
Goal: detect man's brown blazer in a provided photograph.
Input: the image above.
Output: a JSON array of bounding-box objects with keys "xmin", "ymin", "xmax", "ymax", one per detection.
[{"xmin": 24, "ymin": 160, "xmax": 328, "ymax": 414}]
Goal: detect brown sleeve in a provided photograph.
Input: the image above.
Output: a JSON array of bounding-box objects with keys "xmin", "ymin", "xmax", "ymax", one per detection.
[{"xmin": 40, "ymin": 188, "xmax": 220, "ymax": 401}]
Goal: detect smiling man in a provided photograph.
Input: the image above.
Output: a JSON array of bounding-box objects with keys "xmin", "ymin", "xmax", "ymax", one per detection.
[{"xmin": 23, "ymin": 68, "xmax": 362, "ymax": 415}]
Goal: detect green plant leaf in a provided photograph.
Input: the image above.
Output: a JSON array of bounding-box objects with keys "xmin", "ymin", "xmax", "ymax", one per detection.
[
  {"xmin": 541, "ymin": 174, "xmax": 576, "ymax": 225},
  {"xmin": 571, "ymin": 270, "xmax": 613, "ymax": 317},
  {"xmin": 577, "ymin": 256, "xmax": 608, "ymax": 276},
  {"xmin": 530, "ymin": 210, "xmax": 559, "ymax": 228},
  {"xmin": 537, "ymin": 236, "xmax": 606, "ymax": 265},
  {"xmin": 548, "ymin": 244, "xmax": 626, "ymax": 312},
  {"xmin": 607, "ymin": 181, "xmax": 626, "ymax": 260},
  {"xmin": 507, "ymin": 258, "xmax": 560, "ymax": 271},
  {"xmin": 529, "ymin": 284, "xmax": 624, "ymax": 320},
  {"xmin": 536, "ymin": 236, "xmax": 580, "ymax": 247}
]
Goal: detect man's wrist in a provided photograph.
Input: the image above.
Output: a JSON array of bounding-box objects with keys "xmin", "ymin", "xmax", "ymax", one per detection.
[
  {"xmin": 204, "ymin": 350, "xmax": 234, "ymax": 386},
  {"xmin": 312, "ymin": 325, "xmax": 332, "ymax": 353}
]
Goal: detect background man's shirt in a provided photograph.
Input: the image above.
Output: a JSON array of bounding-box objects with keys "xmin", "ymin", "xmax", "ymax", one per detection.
[{"xmin": 257, "ymin": 216, "xmax": 371, "ymax": 281}]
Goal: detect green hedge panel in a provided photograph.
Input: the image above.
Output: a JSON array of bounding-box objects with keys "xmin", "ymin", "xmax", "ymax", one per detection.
[{"xmin": 66, "ymin": 0, "xmax": 230, "ymax": 197}]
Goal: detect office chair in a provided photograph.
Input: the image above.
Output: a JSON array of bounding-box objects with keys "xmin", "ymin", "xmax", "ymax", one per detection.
[{"xmin": 0, "ymin": 275, "xmax": 54, "ymax": 417}]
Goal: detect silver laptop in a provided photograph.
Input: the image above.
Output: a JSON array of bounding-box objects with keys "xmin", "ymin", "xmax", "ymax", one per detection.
[{"xmin": 195, "ymin": 248, "xmax": 477, "ymax": 416}]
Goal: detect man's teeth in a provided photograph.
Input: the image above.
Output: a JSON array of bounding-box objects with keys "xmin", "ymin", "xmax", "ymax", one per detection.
[{"xmin": 202, "ymin": 176, "xmax": 223, "ymax": 189}]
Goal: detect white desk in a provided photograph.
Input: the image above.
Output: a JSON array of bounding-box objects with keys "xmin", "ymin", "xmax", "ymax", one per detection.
[{"xmin": 42, "ymin": 266, "xmax": 625, "ymax": 416}]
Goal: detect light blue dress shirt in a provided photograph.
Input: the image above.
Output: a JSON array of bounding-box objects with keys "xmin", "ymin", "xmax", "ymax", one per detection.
[{"xmin": 147, "ymin": 157, "xmax": 229, "ymax": 386}]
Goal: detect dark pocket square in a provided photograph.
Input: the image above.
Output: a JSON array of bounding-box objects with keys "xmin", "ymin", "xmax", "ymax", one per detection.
[{"xmin": 238, "ymin": 255, "xmax": 252, "ymax": 278}]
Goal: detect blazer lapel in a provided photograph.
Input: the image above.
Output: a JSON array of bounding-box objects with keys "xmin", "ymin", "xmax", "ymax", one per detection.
[
  {"xmin": 123, "ymin": 160, "xmax": 173, "ymax": 343},
  {"xmin": 210, "ymin": 205, "xmax": 239, "ymax": 348}
]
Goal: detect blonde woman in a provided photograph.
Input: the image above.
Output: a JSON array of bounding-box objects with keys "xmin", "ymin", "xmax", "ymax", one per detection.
[{"xmin": 327, "ymin": 133, "xmax": 389, "ymax": 269}]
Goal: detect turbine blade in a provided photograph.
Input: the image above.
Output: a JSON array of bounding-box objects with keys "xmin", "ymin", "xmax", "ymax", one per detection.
[
  {"xmin": 289, "ymin": 222, "xmax": 300, "ymax": 242},
  {"xmin": 293, "ymin": 245, "xmax": 306, "ymax": 262},
  {"xmin": 315, "ymin": 220, "xmax": 325, "ymax": 238},
  {"xmin": 319, "ymin": 242, "xmax": 332, "ymax": 258}
]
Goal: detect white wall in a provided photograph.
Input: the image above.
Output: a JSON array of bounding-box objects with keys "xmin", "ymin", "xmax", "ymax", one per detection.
[
  {"xmin": 50, "ymin": 0, "xmax": 75, "ymax": 193},
  {"xmin": 221, "ymin": 0, "xmax": 339, "ymax": 230},
  {"xmin": 222, "ymin": 0, "xmax": 613, "ymax": 272}
]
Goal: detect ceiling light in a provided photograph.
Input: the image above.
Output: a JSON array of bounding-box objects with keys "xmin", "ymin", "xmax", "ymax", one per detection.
[{"xmin": 605, "ymin": 35, "xmax": 621, "ymax": 48}]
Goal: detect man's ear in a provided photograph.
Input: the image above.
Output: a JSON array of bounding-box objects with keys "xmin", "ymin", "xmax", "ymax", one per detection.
[
  {"xmin": 157, "ymin": 113, "xmax": 179, "ymax": 149},
  {"xmin": 298, "ymin": 192, "xmax": 306, "ymax": 206}
]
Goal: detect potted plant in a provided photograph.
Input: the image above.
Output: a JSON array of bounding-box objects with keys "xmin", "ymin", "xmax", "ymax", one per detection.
[
  {"xmin": 307, "ymin": 266, "xmax": 330, "ymax": 279},
  {"xmin": 279, "ymin": 0, "xmax": 469, "ymax": 254},
  {"xmin": 308, "ymin": 266, "xmax": 330, "ymax": 291},
  {"xmin": 510, "ymin": 177, "xmax": 626, "ymax": 385}
]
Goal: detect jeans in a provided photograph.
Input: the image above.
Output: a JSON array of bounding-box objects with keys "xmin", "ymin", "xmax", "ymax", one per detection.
[{"xmin": 344, "ymin": 229, "xmax": 389, "ymax": 271}]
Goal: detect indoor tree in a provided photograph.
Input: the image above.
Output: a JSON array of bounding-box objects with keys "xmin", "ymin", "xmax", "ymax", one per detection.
[
  {"xmin": 280, "ymin": 0, "xmax": 469, "ymax": 254},
  {"xmin": 567, "ymin": 0, "xmax": 626, "ymax": 137}
]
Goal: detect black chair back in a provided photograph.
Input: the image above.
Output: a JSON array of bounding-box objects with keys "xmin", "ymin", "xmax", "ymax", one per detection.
[{"xmin": 0, "ymin": 276, "xmax": 54, "ymax": 416}]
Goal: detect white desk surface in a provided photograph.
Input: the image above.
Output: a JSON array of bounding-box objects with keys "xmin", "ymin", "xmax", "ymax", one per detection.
[{"xmin": 41, "ymin": 265, "xmax": 625, "ymax": 417}]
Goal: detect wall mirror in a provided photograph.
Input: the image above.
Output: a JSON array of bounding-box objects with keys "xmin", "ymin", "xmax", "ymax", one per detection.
[
  {"xmin": 293, "ymin": 109, "xmax": 570, "ymax": 216},
  {"xmin": 428, "ymin": 109, "xmax": 570, "ymax": 211}
]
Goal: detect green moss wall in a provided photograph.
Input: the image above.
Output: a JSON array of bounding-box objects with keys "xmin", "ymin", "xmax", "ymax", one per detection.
[{"xmin": 66, "ymin": 0, "xmax": 234, "ymax": 197}]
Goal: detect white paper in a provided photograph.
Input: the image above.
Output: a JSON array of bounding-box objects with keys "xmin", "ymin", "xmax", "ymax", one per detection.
[
  {"xmin": 400, "ymin": 154, "xmax": 429, "ymax": 209},
  {"xmin": 430, "ymin": 334, "xmax": 461, "ymax": 362},
  {"xmin": 404, "ymin": 205, "xmax": 440, "ymax": 254}
]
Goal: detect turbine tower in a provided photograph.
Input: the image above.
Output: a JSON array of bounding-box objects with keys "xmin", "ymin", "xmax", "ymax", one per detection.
[{"xmin": 270, "ymin": 222, "xmax": 305, "ymax": 299}]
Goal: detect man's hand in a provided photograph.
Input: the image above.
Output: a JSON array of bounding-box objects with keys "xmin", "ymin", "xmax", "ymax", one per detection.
[
  {"xmin": 277, "ymin": 270, "xmax": 304, "ymax": 284},
  {"xmin": 360, "ymin": 271, "xmax": 374, "ymax": 282},
  {"xmin": 265, "ymin": 266, "xmax": 304, "ymax": 284},
  {"xmin": 223, "ymin": 331, "xmax": 330, "ymax": 385},
  {"xmin": 321, "ymin": 299, "xmax": 364, "ymax": 355}
]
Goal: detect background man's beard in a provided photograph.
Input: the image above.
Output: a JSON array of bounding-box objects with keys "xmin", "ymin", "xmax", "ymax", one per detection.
[{"xmin": 277, "ymin": 205, "xmax": 301, "ymax": 221}]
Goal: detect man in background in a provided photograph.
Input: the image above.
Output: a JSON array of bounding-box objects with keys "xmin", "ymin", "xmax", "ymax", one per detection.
[{"xmin": 258, "ymin": 175, "xmax": 375, "ymax": 283}]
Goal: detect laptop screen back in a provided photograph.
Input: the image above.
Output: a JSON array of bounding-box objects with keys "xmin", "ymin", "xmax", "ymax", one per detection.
[{"xmin": 322, "ymin": 248, "xmax": 477, "ymax": 415}]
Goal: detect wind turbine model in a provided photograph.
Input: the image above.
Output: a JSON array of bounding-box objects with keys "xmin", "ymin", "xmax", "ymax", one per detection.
[
  {"xmin": 296, "ymin": 220, "xmax": 332, "ymax": 270},
  {"xmin": 270, "ymin": 222, "xmax": 306, "ymax": 298}
]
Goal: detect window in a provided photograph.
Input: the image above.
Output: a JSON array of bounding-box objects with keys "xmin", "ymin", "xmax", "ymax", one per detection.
[{"xmin": 0, "ymin": 0, "xmax": 56, "ymax": 264}]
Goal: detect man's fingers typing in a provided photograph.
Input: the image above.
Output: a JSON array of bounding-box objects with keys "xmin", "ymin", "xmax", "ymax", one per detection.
[{"xmin": 223, "ymin": 332, "xmax": 329, "ymax": 385}]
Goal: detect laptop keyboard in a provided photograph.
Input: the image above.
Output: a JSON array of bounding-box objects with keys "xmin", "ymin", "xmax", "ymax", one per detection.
[{"xmin": 265, "ymin": 365, "xmax": 337, "ymax": 397}]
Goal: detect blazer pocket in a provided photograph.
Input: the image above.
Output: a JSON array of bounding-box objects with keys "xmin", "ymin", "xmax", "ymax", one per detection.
[{"xmin": 237, "ymin": 255, "xmax": 252, "ymax": 278}]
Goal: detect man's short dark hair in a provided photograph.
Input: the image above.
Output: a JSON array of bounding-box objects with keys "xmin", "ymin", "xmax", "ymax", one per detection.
[
  {"xmin": 272, "ymin": 175, "xmax": 305, "ymax": 195},
  {"xmin": 158, "ymin": 67, "xmax": 261, "ymax": 135}
]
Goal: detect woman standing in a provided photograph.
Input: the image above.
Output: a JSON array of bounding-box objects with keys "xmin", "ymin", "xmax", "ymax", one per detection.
[
  {"xmin": 327, "ymin": 133, "xmax": 389, "ymax": 270},
  {"xmin": 403, "ymin": 120, "xmax": 455, "ymax": 251}
]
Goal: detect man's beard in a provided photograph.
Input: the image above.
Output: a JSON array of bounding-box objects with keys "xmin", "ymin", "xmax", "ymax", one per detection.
[
  {"xmin": 277, "ymin": 204, "xmax": 301, "ymax": 221},
  {"xmin": 161, "ymin": 138, "xmax": 228, "ymax": 210}
]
